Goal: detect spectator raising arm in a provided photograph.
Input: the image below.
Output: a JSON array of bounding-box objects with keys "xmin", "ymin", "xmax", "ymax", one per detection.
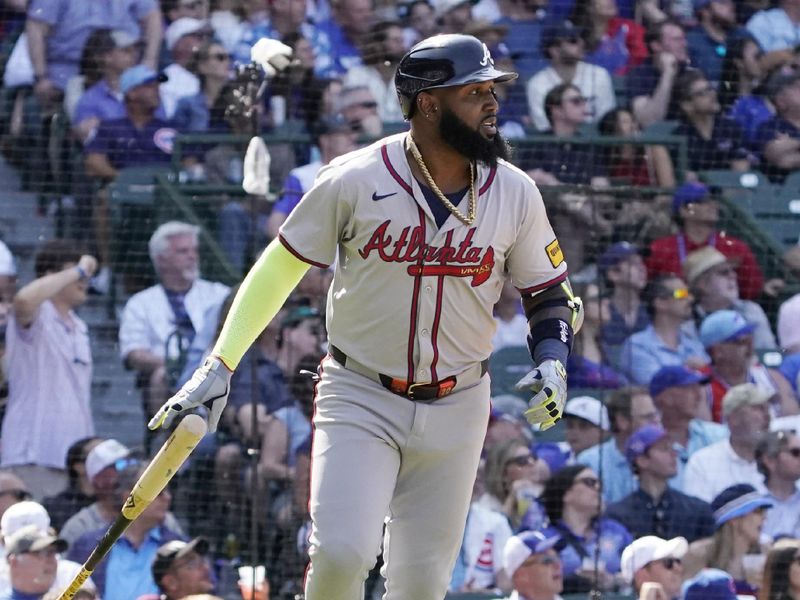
[
  {"xmin": 139, "ymin": 7, "xmax": 163, "ymax": 71},
  {"xmin": 25, "ymin": 18, "xmax": 59, "ymax": 108},
  {"xmin": 13, "ymin": 255, "xmax": 97, "ymax": 327},
  {"xmin": 633, "ymin": 52, "xmax": 679, "ymax": 127}
]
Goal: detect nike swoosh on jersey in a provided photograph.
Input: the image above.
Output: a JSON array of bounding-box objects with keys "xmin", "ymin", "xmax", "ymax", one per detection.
[{"xmin": 371, "ymin": 191, "xmax": 397, "ymax": 201}]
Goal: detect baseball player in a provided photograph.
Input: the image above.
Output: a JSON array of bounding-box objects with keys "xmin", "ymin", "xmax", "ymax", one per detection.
[{"xmin": 150, "ymin": 34, "xmax": 583, "ymax": 600}]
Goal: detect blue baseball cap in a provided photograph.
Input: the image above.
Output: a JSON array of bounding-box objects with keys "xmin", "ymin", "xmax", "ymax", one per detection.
[
  {"xmin": 120, "ymin": 65, "xmax": 167, "ymax": 96},
  {"xmin": 503, "ymin": 530, "xmax": 561, "ymax": 576},
  {"xmin": 599, "ymin": 241, "xmax": 638, "ymax": 276},
  {"xmin": 672, "ymin": 182, "xmax": 711, "ymax": 214},
  {"xmin": 681, "ymin": 568, "xmax": 737, "ymax": 600},
  {"xmin": 534, "ymin": 442, "xmax": 569, "ymax": 474},
  {"xmin": 711, "ymin": 484, "xmax": 772, "ymax": 528},
  {"xmin": 699, "ymin": 310, "xmax": 756, "ymax": 349},
  {"xmin": 649, "ymin": 365, "xmax": 709, "ymax": 398},
  {"xmin": 625, "ymin": 425, "xmax": 670, "ymax": 465}
]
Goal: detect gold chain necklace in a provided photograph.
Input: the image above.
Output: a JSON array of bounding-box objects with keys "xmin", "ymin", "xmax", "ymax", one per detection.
[{"xmin": 407, "ymin": 135, "xmax": 476, "ymax": 226}]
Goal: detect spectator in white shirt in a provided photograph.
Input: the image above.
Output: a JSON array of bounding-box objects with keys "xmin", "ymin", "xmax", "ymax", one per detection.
[
  {"xmin": 683, "ymin": 383, "xmax": 772, "ymax": 502},
  {"xmin": 160, "ymin": 17, "xmax": 212, "ymax": 118},
  {"xmin": 756, "ymin": 429, "xmax": 800, "ymax": 541},
  {"xmin": 492, "ymin": 279, "xmax": 528, "ymax": 351},
  {"xmin": 526, "ymin": 20, "xmax": 615, "ymax": 131}
]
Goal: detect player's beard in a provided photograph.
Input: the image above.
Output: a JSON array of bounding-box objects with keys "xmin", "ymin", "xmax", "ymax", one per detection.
[{"xmin": 438, "ymin": 107, "xmax": 511, "ymax": 168}]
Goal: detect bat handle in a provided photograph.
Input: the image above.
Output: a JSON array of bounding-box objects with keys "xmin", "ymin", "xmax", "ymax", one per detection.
[{"xmin": 55, "ymin": 568, "xmax": 92, "ymax": 600}]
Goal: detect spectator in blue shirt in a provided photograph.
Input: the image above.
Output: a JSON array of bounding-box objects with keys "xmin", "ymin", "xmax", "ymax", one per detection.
[
  {"xmin": 67, "ymin": 461, "xmax": 184, "ymax": 600},
  {"xmin": 605, "ymin": 424, "xmax": 716, "ymax": 542},
  {"xmin": 756, "ymin": 429, "xmax": 800, "ymax": 541},
  {"xmin": 24, "ymin": 0, "xmax": 162, "ymax": 100},
  {"xmin": 310, "ymin": 0, "xmax": 373, "ymax": 78},
  {"xmin": 578, "ymin": 386, "xmax": 662, "ymax": 503},
  {"xmin": 746, "ymin": 0, "xmax": 800, "ymax": 69},
  {"xmin": 649, "ymin": 365, "xmax": 728, "ymax": 490},
  {"xmin": 71, "ymin": 29, "xmax": 142, "ymax": 144},
  {"xmin": 719, "ymin": 36, "xmax": 773, "ymax": 147},
  {"xmin": 619, "ymin": 275, "xmax": 708, "ymax": 385},
  {"xmin": 84, "ymin": 65, "xmax": 177, "ymax": 277},
  {"xmin": 598, "ymin": 242, "xmax": 650, "ymax": 371},
  {"xmin": 687, "ymin": 0, "xmax": 743, "ymax": 87},
  {"xmin": 491, "ymin": 0, "xmax": 548, "ymax": 80},
  {"xmin": 540, "ymin": 465, "xmax": 633, "ymax": 594}
]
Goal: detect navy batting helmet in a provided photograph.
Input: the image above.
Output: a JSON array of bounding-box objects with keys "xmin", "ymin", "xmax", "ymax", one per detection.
[{"xmin": 395, "ymin": 34, "xmax": 518, "ymax": 120}]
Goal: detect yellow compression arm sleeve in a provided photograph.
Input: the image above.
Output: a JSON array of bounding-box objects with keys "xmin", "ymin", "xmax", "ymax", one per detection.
[{"xmin": 211, "ymin": 238, "xmax": 311, "ymax": 370}]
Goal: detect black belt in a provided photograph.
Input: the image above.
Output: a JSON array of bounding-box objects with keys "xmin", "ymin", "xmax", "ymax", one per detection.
[{"xmin": 329, "ymin": 345, "xmax": 488, "ymax": 402}]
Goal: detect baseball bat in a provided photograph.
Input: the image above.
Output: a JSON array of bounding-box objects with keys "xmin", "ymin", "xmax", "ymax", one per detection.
[{"xmin": 55, "ymin": 414, "xmax": 208, "ymax": 600}]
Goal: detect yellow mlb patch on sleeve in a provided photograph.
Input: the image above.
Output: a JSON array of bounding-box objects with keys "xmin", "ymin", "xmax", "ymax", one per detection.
[{"xmin": 546, "ymin": 239, "xmax": 564, "ymax": 268}]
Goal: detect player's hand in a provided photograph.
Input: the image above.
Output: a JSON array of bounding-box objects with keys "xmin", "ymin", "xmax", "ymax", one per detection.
[
  {"xmin": 250, "ymin": 38, "xmax": 293, "ymax": 77},
  {"xmin": 515, "ymin": 360, "xmax": 567, "ymax": 431},
  {"xmin": 148, "ymin": 356, "xmax": 232, "ymax": 433}
]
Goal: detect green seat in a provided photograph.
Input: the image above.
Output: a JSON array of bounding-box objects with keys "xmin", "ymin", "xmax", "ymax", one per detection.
[
  {"xmin": 109, "ymin": 165, "xmax": 172, "ymax": 206},
  {"xmin": 642, "ymin": 120, "xmax": 678, "ymax": 136},
  {"xmin": 783, "ymin": 170, "xmax": 800, "ymax": 192},
  {"xmin": 488, "ymin": 346, "xmax": 531, "ymax": 398},
  {"xmin": 750, "ymin": 186, "xmax": 800, "ymax": 248}
]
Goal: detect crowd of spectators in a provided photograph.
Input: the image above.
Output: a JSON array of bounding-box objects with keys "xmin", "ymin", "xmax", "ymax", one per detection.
[{"xmin": 2, "ymin": 0, "xmax": 800, "ymax": 598}]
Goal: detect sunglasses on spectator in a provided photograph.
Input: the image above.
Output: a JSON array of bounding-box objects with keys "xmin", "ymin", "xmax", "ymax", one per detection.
[
  {"xmin": 710, "ymin": 266, "xmax": 735, "ymax": 277},
  {"xmin": 0, "ymin": 489, "xmax": 31, "ymax": 501},
  {"xmin": 351, "ymin": 101, "xmax": 378, "ymax": 110},
  {"xmin": 560, "ymin": 37, "xmax": 582, "ymax": 45},
  {"xmin": 208, "ymin": 52, "xmax": 230, "ymax": 62},
  {"xmin": 575, "ymin": 476, "xmax": 601, "ymax": 489},
  {"xmin": 664, "ymin": 287, "xmax": 690, "ymax": 299},
  {"xmin": 114, "ymin": 457, "xmax": 139, "ymax": 472},
  {"xmin": 782, "ymin": 447, "xmax": 800, "ymax": 458},
  {"xmin": 180, "ymin": 0, "xmax": 204, "ymax": 8},
  {"xmin": 506, "ymin": 453, "xmax": 536, "ymax": 467},
  {"xmin": 563, "ymin": 96, "xmax": 588, "ymax": 106}
]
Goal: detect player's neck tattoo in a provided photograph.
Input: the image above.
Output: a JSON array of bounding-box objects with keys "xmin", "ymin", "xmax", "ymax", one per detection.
[{"xmin": 407, "ymin": 135, "xmax": 476, "ymax": 226}]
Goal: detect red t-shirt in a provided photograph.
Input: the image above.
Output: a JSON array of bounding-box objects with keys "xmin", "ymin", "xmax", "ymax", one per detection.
[{"xmin": 646, "ymin": 231, "xmax": 765, "ymax": 300}]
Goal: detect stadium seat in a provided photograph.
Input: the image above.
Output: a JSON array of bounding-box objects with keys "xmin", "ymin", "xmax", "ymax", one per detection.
[{"xmin": 488, "ymin": 345, "xmax": 531, "ymax": 398}]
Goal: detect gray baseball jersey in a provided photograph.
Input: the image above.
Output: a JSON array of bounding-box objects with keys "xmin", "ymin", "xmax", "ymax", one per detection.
[
  {"xmin": 279, "ymin": 132, "xmax": 568, "ymax": 381},
  {"xmin": 278, "ymin": 132, "xmax": 568, "ymax": 600}
]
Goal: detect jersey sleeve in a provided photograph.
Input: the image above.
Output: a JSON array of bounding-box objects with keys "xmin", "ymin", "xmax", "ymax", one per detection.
[
  {"xmin": 277, "ymin": 165, "xmax": 353, "ymax": 268},
  {"xmin": 505, "ymin": 176, "xmax": 569, "ymax": 294}
]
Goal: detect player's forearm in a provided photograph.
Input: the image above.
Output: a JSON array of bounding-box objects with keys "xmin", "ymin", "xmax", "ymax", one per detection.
[{"xmin": 212, "ymin": 238, "xmax": 310, "ymax": 369}]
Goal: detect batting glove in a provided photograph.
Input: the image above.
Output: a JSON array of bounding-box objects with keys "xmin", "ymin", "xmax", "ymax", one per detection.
[
  {"xmin": 515, "ymin": 360, "xmax": 567, "ymax": 431},
  {"xmin": 148, "ymin": 356, "xmax": 232, "ymax": 433},
  {"xmin": 250, "ymin": 38, "xmax": 293, "ymax": 77}
]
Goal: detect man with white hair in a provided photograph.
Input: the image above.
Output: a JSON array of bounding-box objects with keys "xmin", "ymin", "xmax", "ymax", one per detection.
[
  {"xmin": 501, "ymin": 530, "xmax": 564, "ymax": 600},
  {"xmin": 119, "ymin": 221, "xmax": 229, "ymax": 424},
  {"xmin": 620, "ymin": 535, "xmax": 688, "ymax": 600}
]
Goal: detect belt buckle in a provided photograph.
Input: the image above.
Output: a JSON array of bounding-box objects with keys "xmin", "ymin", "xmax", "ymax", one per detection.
[{"xmin": 406, "ymin": 381, "xmax": 431, "ymax": 399}]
